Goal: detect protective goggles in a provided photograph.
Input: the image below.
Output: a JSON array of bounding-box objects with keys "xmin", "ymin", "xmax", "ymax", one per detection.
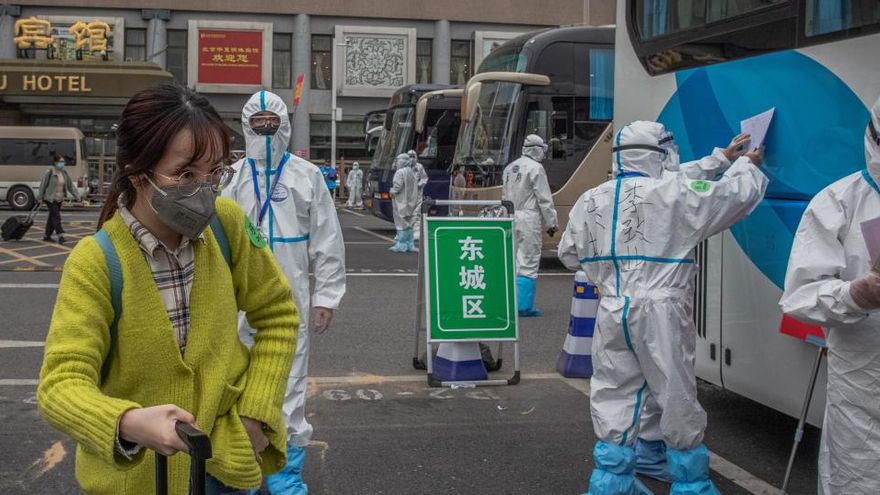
[
  {"xmin": 612, "ymin": 132, "xmax": 677, "ymax": 156},
  {"xmin": 869, "ymin": 119, "xmax": 880, "ymax": 146},
  {"xmin": 525, "ymin": 142, "xmax": 549, "ymax": 153}
]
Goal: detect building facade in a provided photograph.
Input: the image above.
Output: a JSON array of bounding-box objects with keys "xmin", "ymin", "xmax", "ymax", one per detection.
[{"xmin": 0, "ymin": 1, "xmax": 614, "ymax": 165}]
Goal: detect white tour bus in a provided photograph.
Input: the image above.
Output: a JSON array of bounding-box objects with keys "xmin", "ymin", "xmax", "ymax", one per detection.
[{"xmin": 615, "ymin": 0, "xmax": 880, "ymax": 425}]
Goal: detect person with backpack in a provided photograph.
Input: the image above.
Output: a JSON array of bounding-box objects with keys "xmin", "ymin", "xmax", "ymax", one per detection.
[{"xmin": 37, "ymin": 84, "xmax": 299, "ymax": 494}]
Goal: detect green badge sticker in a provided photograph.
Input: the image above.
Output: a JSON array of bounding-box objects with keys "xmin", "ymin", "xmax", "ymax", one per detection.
[
  {"xmin": 689, "ymin": 180, "xmax": 712, "ymax": 193},
  {"xmin": 245, "ymin": 216, "xmax": 267, "ymax": 248}
]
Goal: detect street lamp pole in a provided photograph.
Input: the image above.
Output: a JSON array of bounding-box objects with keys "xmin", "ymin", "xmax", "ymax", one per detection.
[{"xmin": 330, "ymin": 38, "xmax": 350, "ymax": 171}]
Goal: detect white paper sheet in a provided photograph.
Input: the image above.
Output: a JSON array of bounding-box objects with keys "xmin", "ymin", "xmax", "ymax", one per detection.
[{"xmin": 740, "ymin": 108, "xmax": 776, "ymax": 150}]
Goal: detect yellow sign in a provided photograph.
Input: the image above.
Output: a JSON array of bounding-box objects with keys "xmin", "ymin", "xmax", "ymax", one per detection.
[
  {"xmin": 14, "ymin": 17, "xmax": 54, "ymax": 49},
  {"xmin": 0, "ymin": 74, "xmax": 92, "ymax": 93},
  {"xmin": 69, "ymin": 19, "xmax": 112, "ymax": 53}
]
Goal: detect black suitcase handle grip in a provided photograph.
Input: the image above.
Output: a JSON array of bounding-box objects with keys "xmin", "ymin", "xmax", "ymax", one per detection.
[{"xmin": 156, "ymin": 422, "xmax": 213, "ymax": 495}]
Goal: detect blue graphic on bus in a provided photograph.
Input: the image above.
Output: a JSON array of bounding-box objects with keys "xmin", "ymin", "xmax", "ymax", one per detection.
[{"xmin": 657, "ymin": 51, "xmax": 868, "ymax": 289}]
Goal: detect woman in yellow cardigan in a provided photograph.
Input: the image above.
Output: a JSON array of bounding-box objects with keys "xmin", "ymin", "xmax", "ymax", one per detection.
[{"xmin": 37, "ymin": 83, "xmax": 299, "ymax": 494}]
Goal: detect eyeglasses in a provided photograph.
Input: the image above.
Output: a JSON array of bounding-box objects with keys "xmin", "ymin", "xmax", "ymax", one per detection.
[
  {"xmin": 154, "ymin": 164, "xmax": 235, "ymax": 197},
  {"xmin": 249, "ymin": 115, "xmax": 282, "ymax": 127}
]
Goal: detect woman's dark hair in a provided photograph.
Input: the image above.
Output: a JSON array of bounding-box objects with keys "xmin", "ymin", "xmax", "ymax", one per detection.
[{"xmin": 97, "ymin": 83, "xmax": 231, "ymax": 228}]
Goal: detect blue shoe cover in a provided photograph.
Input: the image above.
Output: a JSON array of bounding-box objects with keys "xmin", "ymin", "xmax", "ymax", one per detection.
[
  {"xmin": 667, "ymin": 445, "xmax": 719, "ymax": 495},
  {"xmin": 585, "ymin": 441, "xmax": 650, "ymax": 495},
  {"xmin": 404, "ymin": 228, "xmax": 416, "ymax": 252},
  {"xmin": 266, "ymin": 444, "xmax": 308, "ymax": 495},
  {"xmin": 516, "ymin": 275, "xmax": 542, "ymax": 317},
  {"xmin": 389, "ymin": 229, "xmax": 408, "ymax": 252},
  {"xmin": 636, "ymin": 438, "xmax": 673, "ymax": 483}
]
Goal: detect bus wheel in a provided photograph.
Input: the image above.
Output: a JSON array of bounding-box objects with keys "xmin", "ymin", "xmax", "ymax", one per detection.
[{"xmin": 8, "ymin": 186, "xmax": 35, "ymax": 211}]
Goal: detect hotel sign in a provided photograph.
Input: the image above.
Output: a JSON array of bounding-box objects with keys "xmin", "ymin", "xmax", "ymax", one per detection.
[{"xmin": 0, "ymin": 63, "xmax": 173, "ymax": 99}]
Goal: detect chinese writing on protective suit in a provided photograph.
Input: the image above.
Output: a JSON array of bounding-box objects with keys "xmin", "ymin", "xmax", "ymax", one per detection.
[{"xmin": 459, "ymin": 236, "xmax": 487, "ymax": 318}]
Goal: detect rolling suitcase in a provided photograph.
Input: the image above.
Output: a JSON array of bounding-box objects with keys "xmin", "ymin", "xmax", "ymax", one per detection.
[
  {"xmin": 155, "ymin": 422, "xmax": 213, "ymax": 495},
  {"xmin": 1, "ymin": 204, "xmax": 39, "ymax": 241}
]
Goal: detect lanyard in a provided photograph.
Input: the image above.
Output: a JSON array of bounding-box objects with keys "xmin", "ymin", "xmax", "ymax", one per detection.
[{"xmin": 249, "ymin": 152, "xmax": 290, "ymax": 227}]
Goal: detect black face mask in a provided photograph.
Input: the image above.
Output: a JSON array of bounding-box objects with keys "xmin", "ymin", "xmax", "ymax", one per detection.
[{"xmin": 252, "ymin": 123, "xmax": 280, "ymax": 136}]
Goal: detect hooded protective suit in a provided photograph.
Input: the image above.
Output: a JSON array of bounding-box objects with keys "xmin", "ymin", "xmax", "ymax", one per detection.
[
  {"xmin": 558, "ymin": 121, "xmax": 767, "ymax": 495},
  {"xmin": 346, "ymin": 162, "xmax": 364, "ymax": 208},
  {"xmin": 389, "ymin": 153, "xmax": 419, "ymax": 252},
  {"xmin": 409, "ymin": 150, "xmax": 429, "ymax": 241},
  {"xmin": 223, "ymin": 91, "xmax": 346, "ymax": 494},
  {"xmin": 502, "ymin": 134, "xmax": 558, "ymax": 317},
  {"xmin": 780, "ymin": 96, "xmax": 880, "ymax": 495}
]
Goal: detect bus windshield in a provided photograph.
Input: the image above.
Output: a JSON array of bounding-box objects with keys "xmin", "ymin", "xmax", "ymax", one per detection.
[
  {"xmin": 454, "ymin": 81, "xmax": 522, "ymax": 185},
  {"xmin": 414, "ymin": 108, "xmax": 460, "ymax": 170},
  {"xmin": 372, "ymin": 105, "xmax": 415, "ymax": 169},
  {"xmin": 478, "ymin": 43, "xmax": 529, "ymax": 73}
]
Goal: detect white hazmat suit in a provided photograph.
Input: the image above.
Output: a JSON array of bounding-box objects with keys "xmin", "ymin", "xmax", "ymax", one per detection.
[
  {"xmin": 780, "ymin": 96, "xmax": 880, "ymax": 495},
  {"xmin": 223, "ymin": 91, "xmax": 346, "ymax": 494},
  {"xmin": 346, "ymin": 162, "xmax": 364, "ymax": 209},
  {"xmin": 502, "ymin": 134, "xmax": 558, "ymax": 316},
  {"xmin": 389, "ymin": 153, "xmax": 419, "ymax": 252},
  {"xmin": 558, "ymin": 121, "xmax": 767, "ymax": 495},
  {"xmin": 410, "ymin": 150, "xmax": 428, "ymax": 241}
]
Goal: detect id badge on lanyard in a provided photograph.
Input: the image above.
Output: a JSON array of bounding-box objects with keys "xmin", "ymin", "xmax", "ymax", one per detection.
[{"xmin": 249, "ymin": 153, "xmax": 290, "ymax": 243}]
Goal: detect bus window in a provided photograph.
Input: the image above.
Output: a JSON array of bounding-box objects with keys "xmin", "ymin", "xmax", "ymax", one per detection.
[
  {"xmin": 589, "ymin": 48, "xmax": 614, "ymax": 120},
  {"xmin": 629, "ymin": 0, "xmax": 795, "ymax": 75},
  {"xmin": 527, "ymin": 96, "xmax": 580, "ymax": 191},
  {"xmin": 637, "ymin": 0, "xmax": 786, "ymax": 39},
  {"xmin": 526, "ymin": 109, "xmax": 550, "ymax": 142},
  {"xmin": 0, "ymin": 138, "xmax": 76, "ymax": 166},
  {"xmin": 418, "ymin": 109, "xmax": 460, "ymax": 170},
  {"xmin": 806, "ymin": 0, "xmax": 880, "ymax": 36},
  {"xmin": 550, "ymin": 98, "xmax": 572, "ymax": 160},
  {"xmin": 534, "ymin": 42, "xmax": 575, "ymax": 94}
]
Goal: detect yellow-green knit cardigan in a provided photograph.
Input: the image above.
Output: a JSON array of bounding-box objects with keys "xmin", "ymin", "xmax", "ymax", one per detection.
[{"xmin": 37, "ymin": 197, "xmax": 299, "ymax": 494}]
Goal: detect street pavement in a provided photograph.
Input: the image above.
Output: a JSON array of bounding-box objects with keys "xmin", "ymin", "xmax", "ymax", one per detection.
[{"xmin": 0, "ymin": 206, "xmax": 821, "ymax": 494}]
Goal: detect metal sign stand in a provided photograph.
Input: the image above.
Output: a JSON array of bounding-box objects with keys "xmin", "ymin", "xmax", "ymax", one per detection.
[
  {"xmin": 779, "ymin": 342, "xmax": 826, "ymax": 495},
  {"xmin": 413, "ymin": 198, "xmax": 521, "ymax": 387}
]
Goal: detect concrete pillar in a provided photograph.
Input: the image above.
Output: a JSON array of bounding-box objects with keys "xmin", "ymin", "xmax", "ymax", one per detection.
[
  {"xmin": 0, "ymin": 7, "xmax": 20, "ymax": 60},
  {"xmin": 146, "ymin": 17, "xmax": 167, "ymax": 68},
  {"xmin": 432, "ymin": 19, "xmax": 451, "ymax": 85},
  {"xmin": 291, "ymin": 13, "xmax": 311, "ymax": 158}
]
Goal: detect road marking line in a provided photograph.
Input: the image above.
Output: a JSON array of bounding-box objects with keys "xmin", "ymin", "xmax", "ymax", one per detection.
[
  {"xmin": 0, "ymin": 244, "xmax": 50, "ymax": 266},
  {"xmin": 354, "ymin": 226, "xmax": 397, "ymax": 243},
  {"xmin": 557, "ymin": 376, "xmax": 591, "ymax": 395},
  {"xmin": 343, "ymin": 241, "xmax": 388, "ymax": 245},
  {"xmin": 0, "ymin": 250, "xmax": 69, "ymax": 265},
  {"xmin": 0, "ymin": 379, "xmax": 39, "ymax": 386},
  {"xmin": 309, "ymin": 372, "xmax": 562, "ymax": 386},
  {"xmin": 710, "ymin": 454, "xmax": 778, "ymax": 494},
  {"xmin": 557, "ymin": 372, "xmax": 777, "ymax": 495},
  {"xmin": 0, "ymin": 340, "xmax": 45, "ymax": 348},
  {"xmin": 341, "ymin": 208, "xmax": 366, "ymax": 217}
]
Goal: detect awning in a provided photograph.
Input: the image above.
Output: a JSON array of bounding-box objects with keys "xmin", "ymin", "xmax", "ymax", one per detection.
[{"xmin": 0, "ymin": 59, "xmax": 175, "ymax": 105}]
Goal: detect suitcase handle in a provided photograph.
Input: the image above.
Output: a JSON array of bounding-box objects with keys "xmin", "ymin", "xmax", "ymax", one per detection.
[
  {"xmin": 27, "ymin": 202, "xmax": 41, "ymax": 221},
  {"xmin": 155, "ymin": 422, "xmax": 213, "ymax": 495}
]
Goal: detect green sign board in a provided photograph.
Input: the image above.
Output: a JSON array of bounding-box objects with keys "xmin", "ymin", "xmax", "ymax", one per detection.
[{"xmin": 424, "ymin": 217, "xmax": 517, "ymax": 341}]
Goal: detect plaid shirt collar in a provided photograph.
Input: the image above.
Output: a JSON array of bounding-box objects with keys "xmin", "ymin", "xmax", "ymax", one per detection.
[{"xmin": 117, "ymin": 203, "xmax": 203, "ymax": 261}]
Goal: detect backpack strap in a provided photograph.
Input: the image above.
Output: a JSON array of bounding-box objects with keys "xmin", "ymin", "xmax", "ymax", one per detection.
[
  {"xmin": 94, "ymin": 229, "xmax": 122, "ymax": 380},
  {"xmin": 210, "ymin": 215, "xmax": 232, "ymax": 268}
]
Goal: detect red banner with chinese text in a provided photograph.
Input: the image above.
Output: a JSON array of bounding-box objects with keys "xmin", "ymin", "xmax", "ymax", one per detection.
[{"xmin": 198, "ymin": 30, "xmax": 262, "ymax": 85}]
